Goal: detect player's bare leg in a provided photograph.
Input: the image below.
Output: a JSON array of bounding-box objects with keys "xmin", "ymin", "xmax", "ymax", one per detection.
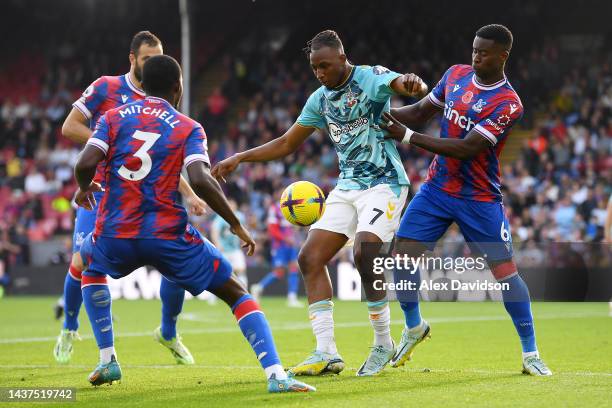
[
  {"xmin": 210, "ymin": 275, "xmax": 315, "ymax": 392},
  {"xmin": 289, "ymin": 229, "xmax": 347, "ymax": 375},
  {"xmin": 353, "ymin": 231, "xmax": 395, "ymax": 376},
  {"xmin": 391, "ymin": 238, "xmax": 432, "ymax": 368}
]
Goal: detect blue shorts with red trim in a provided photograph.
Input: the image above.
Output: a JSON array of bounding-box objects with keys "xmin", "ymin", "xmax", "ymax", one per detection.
[
  {"xmin": 80, "ymin": 224, "xmax": 232, "ymax": 295},
  {"xmin": 397, "ymin": 183, "xmax": 513, "ymax": 261},
  {"xmin": 271, "ymin": 244, "xmax": 298, "ymax": 268}
]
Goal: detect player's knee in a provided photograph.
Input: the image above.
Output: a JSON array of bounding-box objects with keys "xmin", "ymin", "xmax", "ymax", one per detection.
[
  {"xmin": 297, "ymin": 248, "xmax": 319, "ymax": 276},
  {"xmin": 71, "ymin": 252, "xmax": 85, "ymax": 274}
]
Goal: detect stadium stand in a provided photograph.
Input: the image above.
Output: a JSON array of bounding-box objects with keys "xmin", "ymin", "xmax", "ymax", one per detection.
[{"xmin": 0, "ymin": 0, "xmax": 610, "ymax": 282}]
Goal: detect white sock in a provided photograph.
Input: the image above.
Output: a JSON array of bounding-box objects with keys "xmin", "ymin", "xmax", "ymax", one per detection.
[
  {"xmin": 264, "ymin": 364, "xmax": 287, "ymax": 380},
  {"xmin": 288, "ymin": 292, "xmax": 298, "ymax": 302},
  {"xmin": 407, "ymin": 320, "xmax": 426, "ymax": 337},
  {"xmin": 367, "ymin": 301, "xmax": 393, "ymax": 348},
  {"xmin": 522, "ymin": 351, "xmax": 539, "ymax": 360},
  {"xmin": 309, "ymin": 300, "xmax": 337, "ymax": 355},
  {"xmin": 100, "ymin": 346, "xmax": 116, "ymax": 364}
]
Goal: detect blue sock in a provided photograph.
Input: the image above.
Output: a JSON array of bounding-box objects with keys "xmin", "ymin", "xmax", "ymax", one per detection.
[
  {"xmin": 396, "ymin": 266, "xmax": 422, "ymax": 329},
  {"xmin": 287, "ymin": 271, "xmax": 299, "ymax": 296},
  {"xmin": 259, "ymin": 272, "xmax": 278, "ymax": 289},
  {"xmin": 232, "ymin": 294, "xmax": 281, "ymax": 369},
  {"xmin": 160, "ymin": 277, "xmax": 185, "ymax": 340},
  {"xmin": 63, "ymin": 266, "xmax": 82, "ymax": 331},
  {"xmin": 502, "ymin": 274, "xmax": 537, "ymax": 353},
  {"xmin": 81, "ymin": 272, "xmax": 114, "ymax": 349}
]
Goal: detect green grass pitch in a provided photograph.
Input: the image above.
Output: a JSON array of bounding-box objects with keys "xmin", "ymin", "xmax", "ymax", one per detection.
[{"xmin": 1, "ymin": 298, "xmax": 611, "ymax": 407}]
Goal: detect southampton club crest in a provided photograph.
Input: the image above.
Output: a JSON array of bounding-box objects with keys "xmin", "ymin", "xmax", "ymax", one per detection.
[{"xmin": 345, "ymin": 90, "xmax": 358, "ymax": 109}]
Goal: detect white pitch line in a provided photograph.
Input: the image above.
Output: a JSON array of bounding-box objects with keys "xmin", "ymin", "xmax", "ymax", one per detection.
[
  {"xmin": 0, "ymin": 312, "xmax": 605, "ymax": 345},
  {"xmin": 0, "ymin": 364, "xmax": 610, "ymax": 378}
]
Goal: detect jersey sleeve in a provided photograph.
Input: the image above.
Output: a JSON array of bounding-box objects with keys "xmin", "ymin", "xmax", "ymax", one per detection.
[
  {"xmin": 183, "ymin": 123, "xmax": 211, "ymax": 168},
  {"xmin": 427, "ymin": 66, "xmax": 455, "ymax": 109},
  {"xmin": 473, "ymin": 101, "xmax": 523, "ymax": 146},
  {"xmin": 296, "ymin": 90, "xmax": 326, "ymax": 129},
  {"xmin": 86, "ymin": 113, "xmax": 111, "ymax": 155},
  {"xmin": 366, "ymin": 65, "xmax": 402, "ymax": 102},
  {"xmin": 73, "ymin": 77, "xmax": 108, "ymax": 120}
]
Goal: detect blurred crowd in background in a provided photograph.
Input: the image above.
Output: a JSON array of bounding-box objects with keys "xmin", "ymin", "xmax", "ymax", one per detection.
[{"xmin": 0, "ymin": 1, "xmax": 610, "ymax": 278}]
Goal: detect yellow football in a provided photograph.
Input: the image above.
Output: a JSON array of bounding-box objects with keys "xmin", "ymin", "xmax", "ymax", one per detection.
[{"xmin": 279, "ymin": 181, "xmax": 326, "ymax": 226}]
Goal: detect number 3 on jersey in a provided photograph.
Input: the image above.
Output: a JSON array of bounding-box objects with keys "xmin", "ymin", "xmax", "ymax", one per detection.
[{"xmin": 118, "ymin": 130, "xmax": 161, "ymax": 181}]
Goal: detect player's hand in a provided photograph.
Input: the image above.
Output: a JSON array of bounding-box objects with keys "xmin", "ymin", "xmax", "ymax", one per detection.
[
  {"xmin": 400, "ymin": 73, "xmax": 427, "ymax": 97},
  {"xmin": 211, "ymin": 154, "xmax": 241, "ymax": 183},
  {"xmin": 380, "ymin": 111, "xmax": 408, "ymax": 142},
  {"xmin": 187, "ymin": 195, "xmax": 207, "ymax": 216},
  {"xmin": 230, "ymin": 224, "xmax": 256, "ymax": 256},
  {"xmin": 74, "ymin": 182, "xmax": 104, "ymax": 210}
]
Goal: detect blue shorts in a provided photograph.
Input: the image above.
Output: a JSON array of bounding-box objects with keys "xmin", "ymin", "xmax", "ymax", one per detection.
[
  {"xmin": 397, "ymin": 183, "xmax": 513, "ymax": 261},
  {"xmin": 80, "ymin": 224, "xmax": 232, "ymax": 296},
  {"xmin": 72, "ymin": 191, "xmax": 103, "ymax": 253},
  {"xmin": 271, "ymin": 245, "xmax": 298, "ymax": 268}
]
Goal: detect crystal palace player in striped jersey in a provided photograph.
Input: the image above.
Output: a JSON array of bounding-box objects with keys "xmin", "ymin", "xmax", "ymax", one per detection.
[
  {"xmin": 54, "ymin": 31, "xmax": 205, "ymax": 366},
  {"xmin": 381, "ymin": 24, "xmax": 551, "ymax": 376},
  {"xmin": 72, "ymin": 55, "xmax": 315, "ymax": 392}
]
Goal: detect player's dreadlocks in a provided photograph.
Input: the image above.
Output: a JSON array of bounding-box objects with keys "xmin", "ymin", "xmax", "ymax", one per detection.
[
  {"xmin": 475, "ymin": 24, "xmax": 513, "ymax": 51},
  {"xmin": 303, "ymin": 29, "xmax": 344, "ymax": 56}
]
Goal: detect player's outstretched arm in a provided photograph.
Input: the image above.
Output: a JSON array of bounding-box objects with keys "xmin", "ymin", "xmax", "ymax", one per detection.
[
  {"xmin": 211, "ymin": 123, "xmax": 314, "ymax": 181},
  {"xmin": 390, "ymin": 73, "xmax": 429, "ymax": 98},
  {"xmin": 62, "ymin": 108, "xmax": 93, "ymax": 144},
  {"xmin": 74, "ymin": 144, "xmax": 105, "ymax": 210},
  {"xmin": 381, "ymin": 111, "xmax": 490, "ymax": 160},
  {"xmin": 389, "ymin": 97, "xmax": 441, "ymax": 129},
  {"xmin": 187, "ymin": 162, "xmax": 255, "ymax": 255}
]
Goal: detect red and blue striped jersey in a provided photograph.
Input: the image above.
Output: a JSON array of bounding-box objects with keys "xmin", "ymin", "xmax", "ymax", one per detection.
[
  {"xmin": 86, "ymin": 96, "xmax": 210, "ymax": 239},
  {"xmin": 267, "ymin": 204, "xmax": 295, "ymax": 249},
  {"xmin": 425, "ymin": 64, "xmax": 523, "ymax": 202},
  {"xmin": 73, "ymin": 74, "xmax": 146, "ymax": 185}
]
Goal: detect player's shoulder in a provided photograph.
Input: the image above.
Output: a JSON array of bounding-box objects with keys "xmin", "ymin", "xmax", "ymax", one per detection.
[
  {"xmin": 446, "ymin": 64, "xmax": 473, "ymax": 78},
  {"xmin": 500, "ymin": 81, "xmax": 523, "ymax": 108},
  {"xmin": 180, "ymin": 113, "xmax": 206, "ymax": 134},
  {"xmin": 356, "ymin": 64, "xmax": 395, "ymax": 78},
  {"xmin": 487, "ymin": 81, "xmax": 523, "ymax": 114},
  {"xmin": 94, "ymin": 75, "xmax": 123, "ymax": 87}
]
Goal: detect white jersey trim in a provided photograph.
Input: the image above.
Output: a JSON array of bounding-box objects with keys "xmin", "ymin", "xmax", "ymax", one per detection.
[
  {"xmin": 73, "ymin": 100, "xmax": 92, "ymax": 120},
  {"xmin": 86, "ymin": 138, "xmax": 109, "ymax": 154},
  {"xmin": 124, "ymin": 73, "xmax": 145, "ymax": 96},
  {"xmin": 427, "ymin": 92, "xmax": 445, "ymax": 108},
  {"xmin": 471, "ymin": 74, "xmax": 507, "ymax": 91},
  {"xmin": 184, "ymin": 153, "xmax": 211, "ymax": 168},
  {"xmin": 474, "ymin": 124, "xmax": 497, "ymax": 146}
]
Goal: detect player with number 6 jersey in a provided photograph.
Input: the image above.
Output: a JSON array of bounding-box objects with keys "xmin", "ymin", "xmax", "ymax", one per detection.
[{"xmin": 380, "ymin": 24, "xmax": 552, "ymax": 376}]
